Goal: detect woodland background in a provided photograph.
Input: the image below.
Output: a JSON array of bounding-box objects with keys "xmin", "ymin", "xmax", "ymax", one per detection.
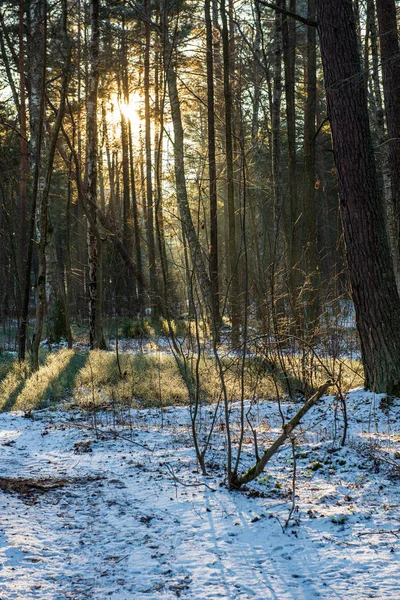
[{"xmin": 0, "ymin": 0, "xmax": 400, "ymax": 408}]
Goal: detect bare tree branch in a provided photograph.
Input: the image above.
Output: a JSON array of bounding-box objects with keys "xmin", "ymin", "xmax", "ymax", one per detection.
[{"xmin": 256, "ymin": 0, "xmax": 318, "ymax": 28}]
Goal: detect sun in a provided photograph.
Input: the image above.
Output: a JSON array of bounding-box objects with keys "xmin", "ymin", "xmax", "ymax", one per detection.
[
  {"xmin": 119, "ymin": 94, "xmax": 142, "ymax": 128},
  {"xmin": 105, "ymin": 92, "xmax": 142, "ymax": 135}
]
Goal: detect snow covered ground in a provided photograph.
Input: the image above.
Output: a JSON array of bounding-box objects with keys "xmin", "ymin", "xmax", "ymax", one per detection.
[{"xmin": 1, "ymin": 389, "xmax": 400, "ymax": 599}]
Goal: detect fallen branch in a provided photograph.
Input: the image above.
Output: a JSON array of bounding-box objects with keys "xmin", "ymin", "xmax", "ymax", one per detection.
[{"xmin": 233, "ymin": 381, "xmax": 332, "ymax": 488}]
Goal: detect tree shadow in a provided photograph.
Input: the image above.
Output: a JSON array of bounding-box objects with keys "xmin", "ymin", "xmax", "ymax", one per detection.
[
  {"xmin": 1, "ymin": 379, "xmax": 27, "ymax": 413},
  {"xmin": 0, "ymin": 350, "xmax": 89, "ymax": 413}
]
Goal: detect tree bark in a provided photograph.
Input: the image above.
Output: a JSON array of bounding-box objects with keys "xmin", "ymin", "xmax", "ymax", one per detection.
[
  {"xmin": 119, "ymin": 23, "xmax": 136, "ymax": 313},
  {"xmin": 282, "ymin": 0, "xmax": 300, "ymax": 325},
  {"xmin": 221, "ymin": 0, "xmax": 240, "ymax": 346},
  {"xmin": 271, "ymin": 3, "xmax": 283, "ymax": 241},
  {"xmin": 144, "ymin": 0, "xmax": 159, "ymax": 317},
  {"xmin": 86, "ymin": 0, "xmax": 105, "ymax": 349},
  {"xmin": 128, "ymin": 121, "xmax": 145, "ymax": 313},
  {"xmin": 161, "ymin": 4, "xmax": 213, "ymax": 315},
  {"xmin": 375, "ymin": 0, "xmax": 400, "ymax": 290},
  {"xmin": 65, "ymin": 160, "xmax": 73, "ymax": 348},
  {"xmin": 31, "ymin": 0, "xmax": 71, "ymax": 369},
  {"xmin": 366, "ymin": 0, "xmax": 395, "ymax": 289},
  {"xmin": 302, "ymin": 0, "xmax": 319, "ymax": 331},
  {"xmin": 154, "ymin": 46, "xmax": 171, "ymax": 312},
  {"xmin": 18, "ymin": 0, "xmax": 47, "ymax": 361},
  {"xmin": 316, "ymin": 0, "xmax": 400, "ymax": 394},
  {"xmin": 19, "ymin": 0, "xmax": 47, "ymax": 364},
  {"xmin": 205, "ymin": 0, "xmax": 221, "ymax": 334},
  {"xmin": 18, "ymin": 0, "xmax": 28, "ymax": 299}
]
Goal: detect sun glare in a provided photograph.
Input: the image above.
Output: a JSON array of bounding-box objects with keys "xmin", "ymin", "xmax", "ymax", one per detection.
[
  {"xmin": 105, "ymin": 92, "xmax": 143, "ymax": 138},
  {"xmin": 119, "ymin": 97, "xmax": 141, "ymax": 125}
]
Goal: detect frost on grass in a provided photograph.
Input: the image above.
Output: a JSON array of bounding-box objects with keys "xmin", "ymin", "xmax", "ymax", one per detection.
[{"xmin": 0, "ymin": 389, "xmax": 400, "ymax": 599}]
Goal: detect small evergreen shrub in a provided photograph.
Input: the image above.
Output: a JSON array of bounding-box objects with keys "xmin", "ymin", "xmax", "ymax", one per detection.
[{"xmin": 121, "ymin": 318, "xmax": 150, "ymax": 339}]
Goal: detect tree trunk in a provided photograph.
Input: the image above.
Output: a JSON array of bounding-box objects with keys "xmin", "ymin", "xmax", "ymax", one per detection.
[
  {"xmin": 120, "ymin": 25, "xmax": 136, "ymax": 314},
  {"xmin": 154, "ymin": 46, "xmax": 171, "ymax": 312},
  {"xmin": 31, "ymin": 0, "xmax": 71, "ymax": 369},
  {"xmin": 65, "ymin": 160, "xmax": 73, "ymax": 348},
  {"xmin": 18, "ymin": 0, "xmax": 28, "ymax": 301},
  {"xmin": 86, "ymin": 0, "xmax": 105, "ymax": 349},
  {"xmin": 161, "ymin": 4, "xmax": 213, "ymax": 316},
  {"xmin": 205, "ymin": 0, "xmax": 221, "ymax": 334},
  {"xmin": 316, "ymin": 0, "xmax": 400, "ymax": 394},
  {"xmin": 128, "ymin": 121, "xmax": 145, "ymax": 313},
  {"xmin": 144, "ymin": 0, "xmax": 159, "ymax": 318},
  {"xmin": 282, "ymin": 0, "xmax": 300, "ymax": 326},
  {"xmin": 18, "ymin": 0, "xmax": 47, "ymax": 362},
  {"xmin": 271, "ymin": 3, "xmax": 283, "ymax": 243},
  {"xmin": 302, "ymin": 0, "xmax": 319, "ymax": 331},
  {"xmin": 367, "ymin": 0, "xmax": 394, "ymax": 289},
  {"xmin": 375, "ymin": 0, "xmax": 400, "ymax": 290},
  {"xmin": 221, "ymin": 0, "xmax": 240, "ymax": 347}
]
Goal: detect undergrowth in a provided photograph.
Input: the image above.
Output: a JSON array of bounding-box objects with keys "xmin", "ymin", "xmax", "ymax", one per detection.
[{"xmin": 0, "ymin": 346, "xmax": 364, "ymax": 413}]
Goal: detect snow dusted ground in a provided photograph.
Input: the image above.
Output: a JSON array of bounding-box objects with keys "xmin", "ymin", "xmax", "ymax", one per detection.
[{"xmin": 1, "ymin": 390, "xmax": 400, "ymax": 599}]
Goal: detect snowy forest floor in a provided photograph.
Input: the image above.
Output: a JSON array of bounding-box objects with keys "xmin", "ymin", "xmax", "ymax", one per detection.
[{"xmin": 1, "ymin": 387, "xmax": 400, "ymax": 599}]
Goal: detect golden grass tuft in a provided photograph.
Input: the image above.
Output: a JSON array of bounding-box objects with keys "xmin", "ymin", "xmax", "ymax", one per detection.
[
  {"xmin": 0, "ymin": 349, "xmax": 87, "ymax": 412},
  {"xmin": 0, "ymin": 346, "xmax": 364, "ymax": 414}
]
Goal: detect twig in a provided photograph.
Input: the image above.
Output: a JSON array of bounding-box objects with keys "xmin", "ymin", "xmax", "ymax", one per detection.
[
  {"xmin": 285, "ymin": 437, "xmax": 297, "ymax": 528},
  {"xmin": 164, "ymin": 463, "xmax": 216, "ymax": 491},
  {"xmin": 114, "ymin": 554, "xmax": 130, "ymax": 564},
  {"xmin": 358, "ymin": 529, "xmax": 400, "ymax": 539},
  {"xmin": 72, "ymin": 420, "xmax": 154, "ymax": 452}
]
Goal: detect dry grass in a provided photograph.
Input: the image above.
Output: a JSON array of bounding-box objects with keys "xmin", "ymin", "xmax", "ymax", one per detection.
[
  {"xmin": 0, "ymin": 349, "xmax": 86, "ymax": 412},
  {"xmin": 74, "ymin": 351, "xmax": 195, "ymax": 408},
  {"xmin": 0, "ymin": 346, "xmax": 364, "ymax": 414}
]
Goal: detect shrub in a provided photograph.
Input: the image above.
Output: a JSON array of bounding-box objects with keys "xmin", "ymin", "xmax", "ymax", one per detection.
[
  {"xmin": 153, "ymin": 318, "xmax": 187, "ymax": 338},
  {"xmin": 121, "ymin": 318, "xmax": 150, "ymax": 339}
]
